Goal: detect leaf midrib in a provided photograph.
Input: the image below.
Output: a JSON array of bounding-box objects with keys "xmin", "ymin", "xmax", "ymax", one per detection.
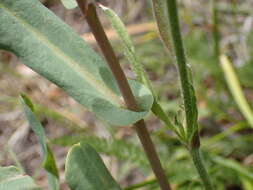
[{"xmin": 0, "ymin": 3, "xmax": 124, "ymax": 107}]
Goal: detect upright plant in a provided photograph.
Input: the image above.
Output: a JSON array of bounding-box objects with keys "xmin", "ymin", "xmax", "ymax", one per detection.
[
  {"xmin": 75, "ymin": 1, "xmax": 171, "ymax": 189},
  {"xmin": 151, "ymin": 0, "xmax": 214, "ymax": 189},
  {"xmin": 0, "ymin": 0, "xmax": 222, "ymax": 189}
]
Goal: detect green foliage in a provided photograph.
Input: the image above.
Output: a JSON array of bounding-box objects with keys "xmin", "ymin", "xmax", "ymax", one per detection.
[
  {"xmin": 65, "ymin": 143, "xmax": 122, "ymax": 190},
  {"xmin": 165, "ymin": 0, "xmax": 199, "ymax": 143},
  {"xmin": 1, "ymin": 0, "xmax": 253, "ymax": 189},
  {"xmin": 220, "ymin": 55, "xmax": 253, "ymax": 127},
  {"xmin": 151, "ymin": 0, "xmax": 214, "ymax": 189},
  {"xmin": 213, "ymin": 156, "xmax": 253, "ymax": 180},
  {"xmin": 240, "ymin": 176, "xmax": 253, "ymax": 190},
  {"xmin": 0, "ymin": 0, "xmax": 153, "ymax": 126},
  {"xmin": 99, "ymin": 4, "xmax": 145, "ymax": 83},
  {"xmin": 0, "ymin": 166, "xmax": 41, "ymax": 190},
  {"xmin": 51, "ymin": 135, "xmax": 149, "ymax": 167},
  {"xmin": 100, "ymin": 4, "xmax": 180, "ymax": 140},
  {"xmin": 20, "ymin": 95, "xmax": 59, "ymax": 190},
  {"xmin": 151, "ymin": 0, "xmax": 172, "ymax": 52}
]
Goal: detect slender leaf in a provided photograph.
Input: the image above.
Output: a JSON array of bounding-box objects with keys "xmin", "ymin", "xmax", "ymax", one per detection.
[
  {"xmin": 151, "ymin": 0, "xmax": 172, "ymax": 52},
  {"xmin": 99, "ymin": 4, "xmax": 177, "ymax": 134},
  {"xmin": 0, "ymin": 0, "xmax": 153, "ymax": 126},
  {"xmin": 213, "ymin": 156, "xmax": 253, "ymax": 180},
  {"xmin": 240, "ymin": 176, "xmax": 253, "ymax": 190},
  {"xmin": 220, "ymin": 55, "xmax": 253, "ymax": 127},
  {"xmin": 0, "ymin": 166, "xmax": 41, "ymax": 190},
  {"xmin": 99, "ymin": 4, "xmax": 146, "ymax": 83},
  {"xmin": 65, "ymin": 143, "xmax": 122, "ymax": 190},
  {"xmin": 20, "ymin": 95, "xmax": 59, "ymax": 190}
]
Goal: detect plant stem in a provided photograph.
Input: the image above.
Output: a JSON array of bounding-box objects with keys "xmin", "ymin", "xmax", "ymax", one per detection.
[
  {"xmin": 211, "ymin": 0, "xmax": 225, "ymax": 91},
  {"xmin": 165, "ymin": 0, "xmax": 196, "ymax": 139},
  {"xmin": 190, "ymin": 148, "xmax": 214, "ymax": 190},
  {"xmin": 76, "ymin": 1, "xmax": 171, "ymax": 190},
  {"xmin": 211, "ymin": 0, "xmax": 220, "ymax": 59},
  {"xmin": 152, "ymin": 0, "xmax": 214, "ymax": 189},
  {"xmin": 165, "ymin": 0, "xmax": 214, "ymax": 188}
]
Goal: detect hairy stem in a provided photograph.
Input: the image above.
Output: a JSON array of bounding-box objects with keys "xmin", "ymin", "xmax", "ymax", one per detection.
[
  {"xmin": 165, "ymin": 0, "xmax": 196, "ymax": 139},
  {"xmin": 190, "ymin": 148, "xmax": 214, "ymax": 190},
  {"xmin": 152, "ymin": 0, "xmax": 214, "ymax": 189},
  {"xmin": 165, "ymin": 0, "xmax": 213, "ymax": 189},
  {"xmin": 76, "ymin": 1, "xmax": 171, "ymax": 190}
]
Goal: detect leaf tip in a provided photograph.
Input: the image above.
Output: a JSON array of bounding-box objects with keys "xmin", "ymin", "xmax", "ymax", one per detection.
[{"xmin": 20, "ymin": 94, "xmax": 35, "ymax": 112}]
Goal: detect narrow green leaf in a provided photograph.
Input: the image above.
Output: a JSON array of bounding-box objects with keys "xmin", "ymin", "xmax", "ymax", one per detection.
[
  {"xmin": 60, "ymin": 0, "xmax": 77, "ymax": 9},
  {"xmin": 20, "ymin": 95, "xmax": 59, "ymax": 190},
  {"xmin": 99, "ymin": 4, "xmax": 177, "ymax": 133},
  {"xmin": 0, "ymin": 0, "xmax": 153, "ymax": 126},
  {"xmin": 65, "ymin": 143, "xmax": 122, "ymax": 190},
  {"xmin": 240, "ymin": 176, "xmax": 253, "ymax": 190},
  {"xmin": 220, "ymin": 55, "xmax": 253, "ymax": 128},
  {"xmin": 213, "ymin": 156, "xmax": 253, "ymax": 180},
  {"xmin": 99, "ymin": 4, "xmax": 144, "ymax": 82},
  {"xmin": 174, "ymin": 110, "xmax": 187, "ymax": 142},
  {"xmin": 188, "ymin": 83, "xmax": 198, "ymax": 140},
  {"xmin": 0, "ymin": 166, "xmax": 41, "ymax": 190},
  {"xmin": 152, "ymin": 101, "xmax": 181, "ymax": 136},
  {"xmin": 151, "ymin": 0, "xmax": 172, "ymax": 52}
]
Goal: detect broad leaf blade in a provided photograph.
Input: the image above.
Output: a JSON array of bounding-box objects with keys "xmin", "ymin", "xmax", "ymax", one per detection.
[
  {"xmin": 0, "ymin": 0, "xmax": 153, "ymax": 126},
  {"xmin": 0, "ymin": 166, "xmax": 41, "ymax": 190},
  {"xmin": 65, "ymin": 143, "xmax": 122, "ymax": 190},
  {"xmin": 20, "ymin": 95, "xmax": 59, "ymax": 190}
]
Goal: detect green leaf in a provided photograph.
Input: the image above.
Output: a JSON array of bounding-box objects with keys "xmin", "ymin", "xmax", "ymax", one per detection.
[
  {"xmin": 151, "ymin": 0, "xmax": 172, "ymax": 52},
  {"xmin": 99, "ymin": 4, "xmax": 177, "ymax": 134},
  {"xmin": 0, "ymin": 0, "xmax": 153, "ymax": 126},
  {"xmin": 152, "ymin": 101, "xmax": 181, "ymax": 136},
  {"xmin": 240, "ymin": 176, "xmax": 253, "ymax": 190},
  {"xmin": 65, "ymin": 143, "xmax": 122, "ymax": 190},
  {"xmin": 99, "ymin": 4, "xmax": 144, "ymax": 83},
  {"xmin": 0, "ymin": 166, "xmax": 41, "ymax": 190},
  {"xmin": 51, "ymin": 135, "xmax": 149, "ymax": 167},
  {"xmin": 220, "ymin": 55, "xmax": 253, "ymax": 128},
  {"xmin": 60, "ymin": 0, "xmax": 77, "ymax": 9},
  {"xmin": 213, "ymin": 156, "xmax": 253, "ymax": 180},
  {"xmin": 20, "ymin": 95, "xmax": 59, "ymax": 190}
]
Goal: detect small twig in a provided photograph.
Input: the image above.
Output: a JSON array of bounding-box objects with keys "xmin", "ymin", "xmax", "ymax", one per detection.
[{"xmin": 76, "ymin": 1, "xmax": 171, "ymax": 190}]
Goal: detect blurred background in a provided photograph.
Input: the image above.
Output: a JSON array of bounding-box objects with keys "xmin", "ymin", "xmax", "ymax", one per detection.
[{"xmin": 1, "ymin": 0, "xmax": 253, "ymax": 189}]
